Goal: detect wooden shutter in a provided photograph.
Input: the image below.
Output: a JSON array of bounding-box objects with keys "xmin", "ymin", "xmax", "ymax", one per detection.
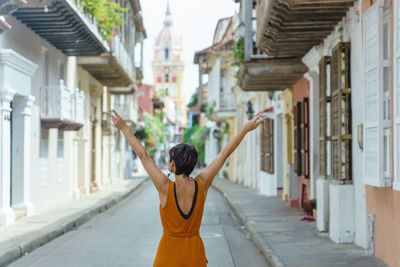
[
  {"xmin": 260, "ymin": 120, "xmax": 266, "ymax": 171},
  {"xmin": 294, "ymin": 103, "xmax": 301, "ymax": 174},
  {"xmin": 395, "ymin": 0, "xmax": 400, "ymax": 190},
  {"xmin": 300, "ymin": 98, "xmax": 309, "ymax": 178},
  {"xmin": 331, "ymin": 42, "xmax": 352, "ymax": 182},
  {"xmin": 319, "ymin": 56, "xmax": 330, "ymax": 177},
  {"xmin": 363, "ymin": 0, "xmax": 387, "ymax": 187},
  {"xmin": 266, "ymin": 118, "xmax": 274, "ymax": 174}
]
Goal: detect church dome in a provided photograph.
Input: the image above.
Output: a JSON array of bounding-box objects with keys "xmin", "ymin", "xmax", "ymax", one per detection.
[{"xmin": 154, "ymin": 2, "xmax": 182, "ymax": 61}]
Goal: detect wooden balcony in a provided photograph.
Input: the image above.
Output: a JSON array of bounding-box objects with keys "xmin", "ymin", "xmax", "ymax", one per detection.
[
  {"xmin": 238, "ymin": 57, "xmax": 308, "ymax": 91},
  {"xmin": 78, "ymin": 36, "xmax": 135, "ymax": 89},
  {"xmin": 237, "ymin": 0, "xmax": 308, "ymax": 91},
  {"xmin": 12, "ymin": 0, "xmax": 109, "ymax": 56},
  {"xmin": 40, "ymin": 80, "xmax": 85, "ymax": 131},
  {"xmin": 256, "ymin": 0, "xmax": 356, "ymax": 57}
]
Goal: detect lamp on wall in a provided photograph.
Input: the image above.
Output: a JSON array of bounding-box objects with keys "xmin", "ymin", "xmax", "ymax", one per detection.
[
  {"xmin": 268, "ymin": 91, "xmax": 274, "ymax": 101},
  {"xmin": 212, "ymin": 129, "xmax": 220, "ymax": 139},
  {"xmin": 246, "ymin": 100, "xmax": 254, "ymax": 120}
]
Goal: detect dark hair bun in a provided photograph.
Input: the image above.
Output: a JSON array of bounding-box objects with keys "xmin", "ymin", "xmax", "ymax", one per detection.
[{"xmin": 169, "ymin": 143, "xmax": 199, "ymax": 176}]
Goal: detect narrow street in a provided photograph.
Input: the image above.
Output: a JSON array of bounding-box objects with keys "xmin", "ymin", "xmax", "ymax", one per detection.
[{"xmin": 8, "ymin": 179, "xmax": 268, "ymax": 267}]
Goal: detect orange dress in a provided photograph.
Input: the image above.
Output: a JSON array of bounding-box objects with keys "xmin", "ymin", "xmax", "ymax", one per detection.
[{"xmin": 153, "ymin": 178, "xmax": 208, "ymax": 267}]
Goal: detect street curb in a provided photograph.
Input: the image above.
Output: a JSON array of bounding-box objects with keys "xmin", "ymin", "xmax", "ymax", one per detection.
[
  {"xmin": 212, "ymin": 181, "xmax": 285, "ymax": 267},
  {"xmin": 0, "ymin": 178, "xmax": 147, "ymax": 267}
]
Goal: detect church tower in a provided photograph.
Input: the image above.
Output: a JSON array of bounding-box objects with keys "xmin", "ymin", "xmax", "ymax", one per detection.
[{"xmin": 152, "ymin": 1, "xmax": 186, "ymax": 130}]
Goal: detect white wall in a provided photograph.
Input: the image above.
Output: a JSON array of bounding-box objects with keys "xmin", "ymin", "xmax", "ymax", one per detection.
[
  {"xmin": 0, "ymin": 17, "xmax": 70, "ymax": 212},
  {"xmin": 314, "ymin": 3, "xmax": 367, "ymax": 248}
]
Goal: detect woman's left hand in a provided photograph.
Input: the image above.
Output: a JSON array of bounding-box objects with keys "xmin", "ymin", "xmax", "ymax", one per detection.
[
  {"xmin": 109, "ymin": 109, "xmax": 128, "ymax": 130},
  {"xmin": 243, "ymin": 113, "xmax": 266, "ymax": 132}
]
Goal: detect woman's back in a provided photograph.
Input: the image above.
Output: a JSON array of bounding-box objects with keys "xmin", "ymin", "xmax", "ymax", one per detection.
[{"xmin": 154, "ymin": 178, "xmax": 208, "ymax": 266}]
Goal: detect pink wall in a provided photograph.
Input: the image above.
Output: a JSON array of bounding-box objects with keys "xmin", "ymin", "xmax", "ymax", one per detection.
[
  {"xmin": 137, "ymin": 84, "xmax": 154, "ymax": 115},
  {"xmin": 292, "ymin": 77, "xmax": 310, "ymax": 208},
  {"xmin": 366, "ymin": 186, "xmax": 400, "ymax": 267}
]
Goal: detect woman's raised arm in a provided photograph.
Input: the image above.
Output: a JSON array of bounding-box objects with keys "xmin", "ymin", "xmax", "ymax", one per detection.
[
  {"xmin": 109, "ymin": 110, "xmax": 169, "ymax": 194},
  {"xmin": 198, "ymin": 114, "xmax": 266, "ymax": 192}
]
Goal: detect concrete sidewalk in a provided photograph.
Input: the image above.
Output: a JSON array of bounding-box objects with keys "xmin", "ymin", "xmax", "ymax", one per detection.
[
  {"xmin": 0, "ymin": 177, "xmax": 147, "ymax": 266},
  {"xmin": 212, "ymin": 178, "xmax": 387, "ymax": 267}
]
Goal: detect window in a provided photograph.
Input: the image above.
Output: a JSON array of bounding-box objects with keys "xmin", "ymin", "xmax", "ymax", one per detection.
[
  {"xmin": 331, "ymin": 42, "xmax": 352, "ymax": 182},
  {"xmin": 157, "ymin": 76, "xmax": 162, "ymax": 83},
  {"xmin": 57, "ymin": 130, "xmax": 64, "ymax": 182},
  {"xmin": 165, "ymin": 48, "xmax": 169, "ymax": 60},
  {"xmin": 394, "ymin": 0, "xmax": 400, "ymax": 190},
  {"xmin": 172, "ymin": 76, "xmax": 177, "ymax": 83},
  {"xmin": 165, "ymin": 74, "xmax": 169, "ymax": 83},
  {"xmin": 363, "ymin": 0, "xmax": 392, "ymax": 187},
  {"xmin": 294, "ymin": 98, "xmax": 310, "ymax": 178},
  {"xmin": 261, "ymin": 118, "xmax": 274, "ymax": 174},
  {"xmin": 319, "ymin": 56, "xmax": 330, "ymax": 177},
  {"xmin": 40, "ymin": 128, "xmax": 49, "ymax": 187},
  {"xmin": 294, "ymin": 102, "xmax": 301, "ymax": 175},
  {"xmin": 41, "ymin": 48, "xmax": 49, "ymax": 86},
  {"xmin": 171, "ymin": 85, "xmax": 177, "ymax": 97},
  {"xmin": 57, "ymin": 61, "xmax": 64, "ymax": 81},
  {"xmin": 300, "ymin": 98, "xmax": 310, "ymax": 178}
]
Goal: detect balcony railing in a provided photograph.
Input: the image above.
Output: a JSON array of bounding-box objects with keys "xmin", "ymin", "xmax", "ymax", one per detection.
[
  {"xmin": 250, "ymin": 18, "xmax": 269, "ymax": 59},
  {"xmin": 41, "ymin": 80, "xmax": 86, "ymax": 130},
  {"xmin": 114, "ymin": 104, "xmax": 130, "ymax": 121},
  {"xmin": 219, "ymin": 93, "xmax": 236, "ymax": 111},
  {"xmin": 112, "ymin": 36, "xmax": 134, "ymax": 80},
  {"xmin": 41, "ymin": 80, "xmax": 73, "ymax": 122}
]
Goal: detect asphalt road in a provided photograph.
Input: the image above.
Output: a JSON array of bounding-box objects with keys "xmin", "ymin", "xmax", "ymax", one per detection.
[{"xmin": 9, "ymin": 179, "xmax": 268, "ymax": 267}]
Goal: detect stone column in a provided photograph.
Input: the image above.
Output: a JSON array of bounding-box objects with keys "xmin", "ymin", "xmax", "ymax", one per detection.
[
  {"xmin": 0, "ymin": 88, "xmax": 15, "ymax": 225},
  {"xmin": 11, "ymin": 95, "xmax": 35, "ymax": 215}
]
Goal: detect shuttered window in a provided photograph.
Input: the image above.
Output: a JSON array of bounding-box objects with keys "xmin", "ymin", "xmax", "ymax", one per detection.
[
  {"xmin": 395, "ymin": 0, "xmax": 400, "ymax": 191},
  {"xmin": 294, "ymin": 102, "xmax": 301, "ymax": 174},
  {"xmin": 319, "ymin": 56, "xmax": 330, "ymax": 177},
  {"xmin": 294, "ymin": 99, "xmax": 309, "ymax": 178},
  {"xmin": 260, "ymin": 118, "xmax": 274, "ymax": 174},
  {"xmin": 331, "ymin": 42, "xmax": 352, "ymax": 182},
  {"xmin": 300, "ymin": 98, "xmax": 309, "ymax": 178},
  {"xmin": 363, "ymin": 0, "xmax": 392, "ymax": 187}
]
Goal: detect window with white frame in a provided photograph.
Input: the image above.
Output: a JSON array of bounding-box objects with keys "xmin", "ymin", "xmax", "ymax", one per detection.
[
  {"xmin": 363, "ymin": 0, "xmax": 392, "ymax": 187},
  {"xmin": 394, "ymin": 0, "xmax": 400, "ymax": 190},
  {"xmin": 57, "ymin": 129, "xmax": 64, "ymax": 182},
  {"xmin": 41, "ymin": 48, "xmax": 49, "ymax": 86}
]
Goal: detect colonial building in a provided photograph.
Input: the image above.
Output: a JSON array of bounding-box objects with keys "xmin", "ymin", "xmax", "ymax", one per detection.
[
  {"xmin": 215, "ymin": 0, "xmax": 400, "ymax": 266},
  {"xmin": 152, "ymin": 1, "xmax": 186, "ymax": 140},
  {"xmin": 0, "ymin": 0, "xmax": 145, "ymax": 226}
]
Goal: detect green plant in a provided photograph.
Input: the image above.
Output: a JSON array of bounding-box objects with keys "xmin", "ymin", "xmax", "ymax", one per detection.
[
  {"xmin": 222, "ymin": 169, "xmax": 228, "ymax": 179},
  {"xmin": 76, "ymin": 0, "xmax": 128, "ymax": 41},
  {"xmin": 143, "ymin": 111, "xmax": 171, "ymax": 156},
  {"xmin": 157, "ymin": 88, "xmax": 169, "ymax": 98},
  {"xmin": 204, "ymin": 101, "xmax": 216, "ymax": 120},
  {"xmin": 187, "ymin": 92, "xmax": 198, "ymax": 108},
  {"xmin": 231, "ymin": 36, "xmax": 244, "ymax": 67},
  {"xmin": 182, "ymin": 125, "xmax": 210, "ymax": 166},
  {"xmin": 338, "ymin": 26, "xmax": 344, "ymax": 42},
  {"xmin": 222, "ymin": 122, "xmax": 230, "ymax": 136}
]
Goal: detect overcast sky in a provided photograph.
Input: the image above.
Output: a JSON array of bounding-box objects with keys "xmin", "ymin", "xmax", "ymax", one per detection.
[{"xmin": 140, "ymin": 0, "xmax": 237, "ymax": 103}]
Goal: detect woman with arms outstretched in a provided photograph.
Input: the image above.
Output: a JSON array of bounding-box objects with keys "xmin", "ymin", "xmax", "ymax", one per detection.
[{"xmin": 109, "ymin": 110, "xmax": 266, "ymax": 267}]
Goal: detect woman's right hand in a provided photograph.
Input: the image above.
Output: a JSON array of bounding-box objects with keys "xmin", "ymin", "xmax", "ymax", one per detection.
[
  {"xmin": 109, "ymin": 109, "xmax": 128, "ymax": 130},
  {"xmin": 243, "ymin": 114, "xmax": 266, "ymax": 133}
]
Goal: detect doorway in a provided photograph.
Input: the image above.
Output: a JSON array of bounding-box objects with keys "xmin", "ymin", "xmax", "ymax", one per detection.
[
  {"xmin": 10, "ymin": 100, "xmax": 13, "ymax": 207},
  {"xmin": 91, "ymin": 105, "xmax": 98, "ymax": 191}
]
